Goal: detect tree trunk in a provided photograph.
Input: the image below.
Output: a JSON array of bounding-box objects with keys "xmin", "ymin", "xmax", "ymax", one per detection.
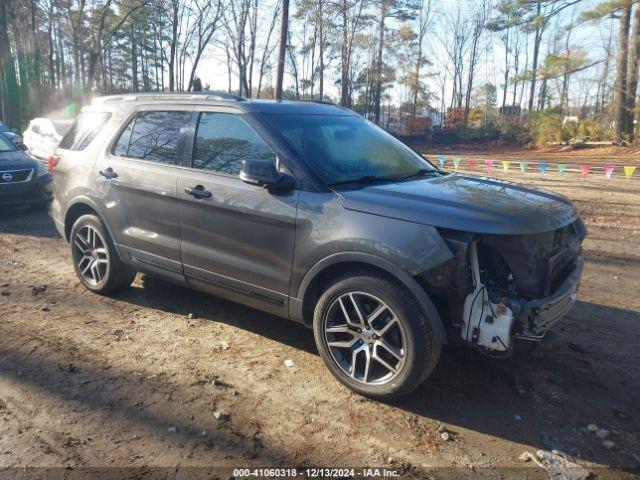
[
  {"xmin": 373, "ymin": 1, "xmax": 387, "ymax": 125},
  {"xmin": 626, "ymin": 4, "xmax": 640, "ymax": 138},
  {"xmin": 502, "ymin": 29, "xmax": 510, "ymax": 110},
  {"xmin": 275, "ymin": 0, "xmax": 289, "ymax": 100},
  {"xmin": 412, "ymin": 53, "xmax": 421, "ymax": 128},
  {"xmin": 168, "ymin": 0, "xmax": 178, "ymax": 92},
  {"xmin": 614, "ymin": 2, "xmax": 632, "ymax": 142},
  {"xmin": 528, "ymin": 0, "xmax": 542, "ymax": 113},
  {"xmin": 48, "ymin": 1, "xmax": 56, "ymax": 87},
  {"xmin": 464, "ymin": 29, "xmax": 481, "ymax": 124},
  {"xmin": 318, "ymin": 0, "xmax": 324, "ymax": 100},
  {"xmin": 0, "ymin": 0, "xmax": 20, "ymax": 128},
  {"xmin": 30, "ymin": 0, "xmax": 42, "ymax": 111},
  {"xmin": 340, "ymin": 0, "xmax": 349, "ymax": 107},
  {"xmin": 599, "ymin": 19, "xmax": 614, "ymax": 114},
  {"xmin": 131, "ymin": 25, "xmax": 139, "ymax": 92}
]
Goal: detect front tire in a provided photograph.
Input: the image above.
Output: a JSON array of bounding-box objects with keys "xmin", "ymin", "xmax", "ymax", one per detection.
[
  {"xmin": 313, "ymin": 271, "xmax": 441, "ymax": 399},
  {"xmin": 70, "ymin": 214, "xmax": 135, "ymax": 294}
]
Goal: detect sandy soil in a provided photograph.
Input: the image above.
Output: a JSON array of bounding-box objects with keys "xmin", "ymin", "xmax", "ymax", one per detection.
[{"xmin": 1, "ymin": 153, "xmax": 639, "ymax": 479}]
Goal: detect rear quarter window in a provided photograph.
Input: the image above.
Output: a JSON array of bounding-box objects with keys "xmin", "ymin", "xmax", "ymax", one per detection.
[{"xmin": 59, "ymin": 112, "xmax": 111, "ymax": 151}]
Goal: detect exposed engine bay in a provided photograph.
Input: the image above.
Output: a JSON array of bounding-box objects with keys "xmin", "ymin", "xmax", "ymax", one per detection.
[{"xmin": 420, "ymin": 219, "xmax": 587, "ymax": 356}]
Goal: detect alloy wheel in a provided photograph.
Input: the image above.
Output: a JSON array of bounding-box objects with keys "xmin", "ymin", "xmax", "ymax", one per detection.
[
  {"xmin": 323, "ymin": 291, "xmax": 407, "ymax": 385},
  {"xmin": 73, "ymin": 225, "xmax": 109, "ymax": 285}
]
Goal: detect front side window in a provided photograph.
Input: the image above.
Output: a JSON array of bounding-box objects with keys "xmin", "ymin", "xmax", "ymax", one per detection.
[
  {"xmin": 192, "ymin": 113, "xmax": 275, "ymax": 175},
  {"xmin": 59, "ymin": 112, "xmax": 111, "ymax": 151},
  {"xmin": 113, "ymin": 110, "xmax": 190, "ymax": 164},
  {"xmin": 265, "ymin": 113, "xmax": 436, "ymax": 184}
]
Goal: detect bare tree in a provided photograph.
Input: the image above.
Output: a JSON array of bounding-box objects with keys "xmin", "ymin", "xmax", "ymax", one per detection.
[
  {"xmin": 275, "ymin": 0, "xmax": 290, "ymax": 99},
  {"xmin": 614, "ymin": 1, "xmax": 632, "ymax": 142},
  {"xmin": 463, "ymin": 0, "xmax": 488, "ymax": 124}
]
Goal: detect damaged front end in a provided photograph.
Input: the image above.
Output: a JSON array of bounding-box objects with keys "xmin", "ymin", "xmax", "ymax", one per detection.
[{"xmin": 419, "ymin": 219, "xmax": 587, "ymax": 356}]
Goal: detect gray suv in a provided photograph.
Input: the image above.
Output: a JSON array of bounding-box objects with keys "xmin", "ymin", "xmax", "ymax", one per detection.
[{"xmin": 51, "ymin": 93, "xmax": 586, "ymax": 398}]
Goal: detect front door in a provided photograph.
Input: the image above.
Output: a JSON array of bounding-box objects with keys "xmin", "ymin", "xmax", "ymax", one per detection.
[
  {"xmin": 93, "ymin": 108, "xmax": 191, "ymax": 281},
  {"xmin": 177, "ymin": 110, "xmax": 299, "ymax": 316}
]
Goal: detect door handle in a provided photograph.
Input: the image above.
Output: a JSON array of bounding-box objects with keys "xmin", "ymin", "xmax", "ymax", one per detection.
[
  {"xmin": 185, "ymin": 185, "xmax": 212, "ymax": 199},
  {"xmin": 99, "ymin": 167, "xmax": 118, "ymax": 179}
]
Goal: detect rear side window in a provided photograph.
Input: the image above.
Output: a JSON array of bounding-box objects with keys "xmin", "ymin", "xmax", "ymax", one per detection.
[
  {"xmin": 192, "ymin": 112, "xmax": 274, "ymax": 175},
  {"xmin": 59, "ymin": 112, "xmax": 111, "ymax": 151},
  {"xmin": 113, "ymin": 110, "xmax": 190, "ymax": 165}
]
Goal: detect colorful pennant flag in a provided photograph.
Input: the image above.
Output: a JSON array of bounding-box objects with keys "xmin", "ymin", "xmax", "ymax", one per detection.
[
  {"xmin": 453, "ymin": 157, "xmax": 461, "ymax": 170},
  {"xmin": 520, "ymin": 162, "xmax": 528, "ymax": 172},
  {"xmin": 539, "ymin": 163, "xmax": 549, "ymax": 173},
  {"xmin": 469, "ymin": 159, "xmax": 476, "ymax": 172},
  {"xmin": 580, "ymin": 165, "xmax": 590, "ymax": 177},
  {"xmin": 604, "ymin": 165, "xmax": 614, "ymax": 179},
  {"xmin": 502, "ymin": 161, "xmax": 511, "ymax": 172},
  {"xmin": 485, "ymin": 159, "xmax": 494, "ymax": 172},
  {"xmin": 557, "ymin": 164, "xmax": 567, "ymax": 174},
  {"xmin": 438, "ymin": 155, "xmax": 446, "ymax": 168},
  {"xmin": 624, "ymin": 166, "xmax": 636, "ymax": 179}
]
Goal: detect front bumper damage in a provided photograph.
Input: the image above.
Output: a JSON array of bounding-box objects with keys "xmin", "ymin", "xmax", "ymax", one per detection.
[
  {"xmin": 517, "ymin": 256, "xmax": 583, "ymax": 339},
  {"xmin": 421, "ymin": 220, "xmax": 586, "ymax": 356}
]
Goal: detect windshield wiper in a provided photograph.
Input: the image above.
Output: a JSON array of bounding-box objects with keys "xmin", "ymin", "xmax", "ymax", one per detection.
[
  {"xmin": 327, "ymin": 168, "xmax": 440, "ymax": 187},
  {"xmin": 327, "ymin": 175, "xmax": 393, "ymax": 187},
  {"xmin": 392, "ymin": 168, "xmax": 440, "ymax": 181}
]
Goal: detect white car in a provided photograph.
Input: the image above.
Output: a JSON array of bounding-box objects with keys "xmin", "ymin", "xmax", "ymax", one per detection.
[{"xmin": 23, "ymin": 118, "xmax": 72, "ymax": 160}]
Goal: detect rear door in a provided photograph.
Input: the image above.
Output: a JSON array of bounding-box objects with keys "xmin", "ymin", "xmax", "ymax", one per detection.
[
  {"xmin": 177, "ymin": 108, "xmax": 299, "ymax": 316},
  {"xmin": 93, "ymin": 107, "xmax": 191, "ymax": 281}
]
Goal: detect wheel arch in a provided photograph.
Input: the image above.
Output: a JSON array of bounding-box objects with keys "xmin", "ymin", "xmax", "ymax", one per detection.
[
  {"xmin": 292, "ymin": 252, "xmax": 448, "ymax": 344},
  {"xmin": 63, "ymin": 198, "xmax": 125, "ymax": 262}
]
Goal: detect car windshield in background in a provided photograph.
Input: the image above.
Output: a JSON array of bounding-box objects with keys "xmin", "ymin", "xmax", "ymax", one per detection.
[
  {"xmin": 59, "ymin": 112, "xmax": 111, "ymax": 151},
  {"xmin": 0, "ymin": 133, "xmax": 17, "ymax": 152},
  {"xmin": 53, "ymin": 120, "xmax": 73, "ymax": 137},
  {"xmin": 266, "ymin": 113, "xmax": 436, "ymax": 185}
]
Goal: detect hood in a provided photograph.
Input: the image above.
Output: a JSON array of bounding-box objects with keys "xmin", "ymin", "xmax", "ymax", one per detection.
[
  {"xmin": 336, "ymin": 174, "xmax": 579, "ymax": 235},
  {"xmin": 0, "ymin": 150, "xmax": 40, "ymax": 171}
]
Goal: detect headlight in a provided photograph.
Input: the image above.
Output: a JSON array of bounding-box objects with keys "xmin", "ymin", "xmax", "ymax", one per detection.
[{"xmin": 36, "ymin": 161, "xmax": 51, "ymax": 178}]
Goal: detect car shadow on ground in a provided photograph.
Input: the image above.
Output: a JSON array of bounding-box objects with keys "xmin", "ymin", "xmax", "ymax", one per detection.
[
  {"xmin": 0, "ymin": 205, "xmax": 58, "ymax": 238},
  {"xmin": 117, "ymin": 275, "xmax": 640, "ymax": 470},
  {"xmin": 0, "ymin": 332, "xmax": 294, "ymax": 473}
]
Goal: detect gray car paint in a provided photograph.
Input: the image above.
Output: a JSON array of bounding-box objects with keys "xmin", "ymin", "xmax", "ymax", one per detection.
[
  {"xmin": 336, "ymin": 174, "xmax": 578, "ymax": 235},
  {"xmin": 52, "ymin": 95, "xmax": 583, "ymax": 346}
]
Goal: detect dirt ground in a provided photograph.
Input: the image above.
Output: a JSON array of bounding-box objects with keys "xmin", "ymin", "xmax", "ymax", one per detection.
[{"xmin": 1, "ymin": 146, "xmax": 639, "ymax": 479}]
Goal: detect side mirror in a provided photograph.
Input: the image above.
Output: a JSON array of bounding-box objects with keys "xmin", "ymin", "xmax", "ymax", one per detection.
[
  {"xmin": 19, "ymin": 143, "xmax": 28, "ymax": 152},
  {"xmin": 239, "ymin": 159, "xmax": 294, "ymax": 189}
]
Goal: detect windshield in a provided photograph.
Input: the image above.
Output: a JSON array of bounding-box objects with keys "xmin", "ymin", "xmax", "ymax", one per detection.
[
  {"xmin": 0, "ymin": 133, "xmax": 17, "ymax": 151},
  {"xmin": 265, "ymin": 113, "xmax": 436, "ymax": 185}
]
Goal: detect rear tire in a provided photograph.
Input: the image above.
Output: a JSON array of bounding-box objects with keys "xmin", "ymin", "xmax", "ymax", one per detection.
[
  {"xmin": 313, "ymin": 271, "xmax": 441, "ymax": 399},
  {"xmin": 70, "ymin": 214, "xmax": 135, "ymax": 294}
]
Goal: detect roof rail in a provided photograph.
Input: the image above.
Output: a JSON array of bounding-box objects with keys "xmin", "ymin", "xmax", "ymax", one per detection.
[
  {"xmin": 297, "ymin": 99, "xmax": 339, "ymax": 106},
  {"xmin": 95, "ymin": 92, "xmax": 245, "ymax": 104}
]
